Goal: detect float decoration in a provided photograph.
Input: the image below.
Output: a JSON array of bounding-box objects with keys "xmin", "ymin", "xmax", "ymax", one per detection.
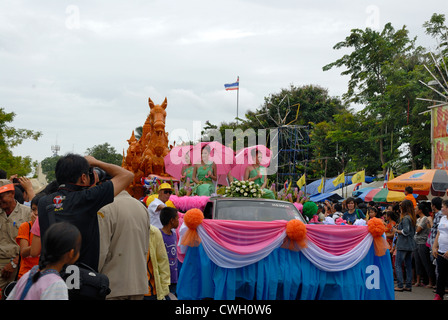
[
  {"xmin": 122, "ymin": 97, "xmax": 176, "ymax": 199},
  {"xmin": 180, "ymin": 208, "xmax": 204, "ymax": 247},
  {"xmin": 302, "ymin": 201, "xmax": 318, "ymax": 220},
  {"xmin": 224, "ymin": 180, "xmax": 263, "ymax": 198},
  {"xmin": 367, "ymin": 217, "xmax": 389, "ymax": 256},
  {"xmin": 178, "ymin": 210, "xmax": 390, "ymax": 270},
  {"xmin": 177, "ymin": 214, "xmax": 394, "ymax": 300},
  {"xmin": 281, "ymin": 219, "xmax": 307, "ymax": 251},
  {"xmin": 168, "ymin": 195, "xmax": 209, "ymax": 212}
]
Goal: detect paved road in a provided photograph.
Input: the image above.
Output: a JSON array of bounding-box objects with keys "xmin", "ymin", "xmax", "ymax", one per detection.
[{"xmin": 394, "ymin": 285, "xmax": 436, "ymax": 300}]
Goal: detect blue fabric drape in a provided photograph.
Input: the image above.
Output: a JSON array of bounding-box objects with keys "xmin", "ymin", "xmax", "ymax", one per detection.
[{"xmin": 177, "ymin": 244, "xmax": 394, "ymax": 300}]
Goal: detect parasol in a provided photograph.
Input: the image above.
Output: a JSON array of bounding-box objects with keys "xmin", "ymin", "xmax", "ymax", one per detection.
[
  {"xmin": 190, "ymin": 141, "xmax": 236, "ymax": 176},
  {"xmin": 163, "ymin": 145, "xmax": 193, "ymax": 180},
  {"xmin": 229, "ymin": 145, "xmax": 271, "ymax": 181},
  {"xmin": 387, "ymin": 169, "xmax": 448, "ymax": 198},
  {"xmin": 353, "ymin": 187, "xmax": 407, "ymax": 203}
]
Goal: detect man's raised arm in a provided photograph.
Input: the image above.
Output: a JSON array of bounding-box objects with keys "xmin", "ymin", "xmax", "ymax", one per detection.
[{"xmin": 85, "ymin": 156, "xmax": 134, "ymax": 196}]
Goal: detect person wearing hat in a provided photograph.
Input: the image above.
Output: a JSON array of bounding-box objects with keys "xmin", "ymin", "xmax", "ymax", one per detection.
[
  {"xmin": 147, "ymin": 183, "xmax": 173, "ymax": 229},
  {"xmin": 0, "ymin": 179, "xmax": 31, "ymax": 296}
]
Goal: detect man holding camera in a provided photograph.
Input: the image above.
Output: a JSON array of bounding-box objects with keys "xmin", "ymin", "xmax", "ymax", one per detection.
[{"xmin": 31, "ymin": 154, "xmax": 133, "ymax": 272}]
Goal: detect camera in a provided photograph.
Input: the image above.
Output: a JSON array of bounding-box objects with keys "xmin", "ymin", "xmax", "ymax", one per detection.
[{"xmin": 88, "ymin": 167, "xmax": 108, "ymax": 185}]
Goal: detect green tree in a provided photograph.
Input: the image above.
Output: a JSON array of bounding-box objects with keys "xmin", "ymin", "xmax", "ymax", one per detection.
[
  {"xmin": 309, "ymin": 110, "xmax": 382, "ymax": 177},
  {"xmin": 41, "ymin": 155, "xmax": 61, "ymax": 182},
  {"xmin": 244, "ymin": 84, "xmax": 346, "ymax": 129},
  {"xmin": 381, "ymin": 47, "xmax": 433, "ymax": 171},
  {"xmin": 307, "ymin": 120, "xmax": 339, "ymax": 178},
  {"xmin": 423, "ymin": 13, "xmax": 448, "ymax": 54},
  {"xmin": 323, "ymin": 23, "xmax": 416, "ymax": 175},
  {"xmin": 85, "ymin": 143, "xmax": 122, "ymax": 166},
  {"xmin": 0, "ymin": 108, "xmax": 41, "ymax": 176}
]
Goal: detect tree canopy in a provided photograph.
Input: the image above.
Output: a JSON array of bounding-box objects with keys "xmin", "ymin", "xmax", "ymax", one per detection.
[
  {"xmin": 205, "ymin": 14, "xmax": 445, "ymax": 180},
  {"xmin": 0, "ymin": 108, "xmax": 41, "ymax": 177},
  {"xmin": 85, "ymin": 142, "xmax": 122, "ymax": 166},
  {"xmin": 40, "ymin": 142, "xmax": 123, "ymax": 183}
]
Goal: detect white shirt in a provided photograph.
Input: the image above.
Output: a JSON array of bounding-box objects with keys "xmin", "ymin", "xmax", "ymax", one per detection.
[
  {"xmin": 332, "ymin": 211, "xmax": 342, "ymax": 220},
  {"xmin": 147, "ymin": 198, "xmax": 166, "ymax": 229},
  {"xmin": 438, "ymin": 215, "xmax": 448, "ymax": 253}
]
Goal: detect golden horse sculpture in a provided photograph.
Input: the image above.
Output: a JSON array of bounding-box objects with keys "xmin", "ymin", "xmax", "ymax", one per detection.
[{"xmin": 123, "ymin": 97, "xmax": 174, "ymax": 199}]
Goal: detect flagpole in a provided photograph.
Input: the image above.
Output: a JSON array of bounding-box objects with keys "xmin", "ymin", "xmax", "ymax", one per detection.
[
  {"xmin": 323, "ymin": 158, "xmax": 327, "ymax": 193},
  {"xmin": 237, "ymin": 76, "xmax": 239, "ymax": 125}
]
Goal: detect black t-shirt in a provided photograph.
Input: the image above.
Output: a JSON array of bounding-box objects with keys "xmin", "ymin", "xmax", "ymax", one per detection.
[{"xmin": 38, "ymin": 181, "xmax": 114, "ymax": 271}]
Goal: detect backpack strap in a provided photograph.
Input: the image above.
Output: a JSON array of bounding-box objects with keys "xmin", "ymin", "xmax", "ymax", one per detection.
[
  {"xmin": 18, "ymin": 266, "xmax": 61, "ymax": 300},
  {"xmin": 19, "ymin": 265, "xmax": 39, "ymax": 300}
]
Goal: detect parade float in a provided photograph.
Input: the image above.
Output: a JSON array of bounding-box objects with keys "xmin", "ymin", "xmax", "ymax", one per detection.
[
  {"xmin": 176, "ymin": 211, "xmax": 394, "ymax": 300},
  {"xmin": 123, "ymin": 97, "xmax": 395, "ymax": 300}
]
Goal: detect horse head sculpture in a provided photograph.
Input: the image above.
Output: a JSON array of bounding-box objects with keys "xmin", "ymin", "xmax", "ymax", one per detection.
[
  {"xmin": 124, "ymin": 97, "xmax": 172, "ymax": 199},
  {"xmin": 149, "ymin": 97, "xmax": 167, "ymax": 137}
]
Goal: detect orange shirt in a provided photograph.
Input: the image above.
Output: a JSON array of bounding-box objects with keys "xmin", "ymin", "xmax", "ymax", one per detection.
[
  {"xmin": 405, "ymin": 193, "xmax": 417, "ymax": 208},
  {"xmin": 15, "ymin": 221, "xmax": 40, "ymax": 279}
]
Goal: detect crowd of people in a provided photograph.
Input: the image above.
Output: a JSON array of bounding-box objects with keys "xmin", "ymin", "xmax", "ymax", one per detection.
[
  {"xmin": 1, "ymin": 154, "xmax": 448, "ymax": 300},
  {"xmin": 312, "ymin": 191, "xmax": 448, "ymax": 300},
  {"xmin": 0, "ymin": 154, "xmax": 180, "ymax": 300}
]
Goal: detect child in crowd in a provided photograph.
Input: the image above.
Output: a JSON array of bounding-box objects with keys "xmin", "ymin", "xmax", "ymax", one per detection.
[
  {"xmin": 159, "ymin": 207, "xmax": 180, "ymax": 298},
  {"xmin": 7, "ymin": 222, "xmax": 81, "ymax": 300},
  {"xmin": 15, "ymin": 194, "xmax": 45, "ymax": 279},
  {"xmin": 367, "ymin": 206, "xmax": 379, "ymax": 219},
  {"xmin": 144, "ymin": 225, "xmax": 170, "ymax": 300}
]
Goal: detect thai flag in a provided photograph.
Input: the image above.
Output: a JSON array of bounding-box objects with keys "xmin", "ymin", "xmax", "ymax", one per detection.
[
  {"xmin": 224, "ymin": 77, "xmax": 239, "ymax": 91},
  {"xmin": 353, "ymin": 182, "xmax": 362, "ymax": 191}
]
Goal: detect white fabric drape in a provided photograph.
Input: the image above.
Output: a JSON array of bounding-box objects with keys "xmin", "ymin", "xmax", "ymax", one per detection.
[
  {"xmin": 301, "ymin": 234, "xmax": 374, "ymax": 272},
  {"xmin": 197, "ymin": 225, "xmax": 286, "ymax": 269}
]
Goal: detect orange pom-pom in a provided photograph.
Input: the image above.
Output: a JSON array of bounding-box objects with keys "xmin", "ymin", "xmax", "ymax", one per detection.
[
  {"xmin": 367, "ymin": 217, "xmax": 388, "ymax": 256},
  {"xmin": 282, "ymin": 219, "xmax": 307, "ymax": 251},
  {"xmin": 183, "ymin": 208, "xmax": 204, "ymax": 230},
  {"xmin": 367, "ymin": 217, "xmax": 386, "ymax": 237},
  {"xmin": 181, "ymin": 208, "xmax": 204, "ymax": 247}
]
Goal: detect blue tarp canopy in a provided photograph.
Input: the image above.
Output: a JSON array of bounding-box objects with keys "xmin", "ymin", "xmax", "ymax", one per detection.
[
  {"xmin": 304, "ymin": 175, "xmax": 374, "ymax": 196},
  {"xmin": 309, "ymin": 192, "xmax": 343, "ymax": 203}
]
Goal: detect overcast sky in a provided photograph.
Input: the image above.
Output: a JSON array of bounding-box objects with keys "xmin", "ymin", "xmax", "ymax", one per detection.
[{"xmin": 1, "ymin": 0, "xmax": 446, "ymax": 168}]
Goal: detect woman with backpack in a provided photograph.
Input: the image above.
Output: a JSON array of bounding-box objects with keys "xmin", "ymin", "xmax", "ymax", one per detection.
[
  {"xmin": 7, "ymin": 222, "xmax": 81, "ymax": 300},
  {"xmin": 342, "ymin": 197, "xmax": 366, "ymax": 225}
]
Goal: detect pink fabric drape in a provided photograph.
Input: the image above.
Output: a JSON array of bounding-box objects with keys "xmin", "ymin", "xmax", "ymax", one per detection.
[
  {"xmin": 169, "ymin": 195, "xmax": 209, "ymax": 212},
  {"xmin": 305, "ymin": 224, "xmax": 370, "ymax": 255},
  {"xmin": 177, "ymin": 215, "xmax": 373, "ymax": 260},
  {"xmin": 201, "ymin": 219, "xmax": 287, "ymax": 255}
]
